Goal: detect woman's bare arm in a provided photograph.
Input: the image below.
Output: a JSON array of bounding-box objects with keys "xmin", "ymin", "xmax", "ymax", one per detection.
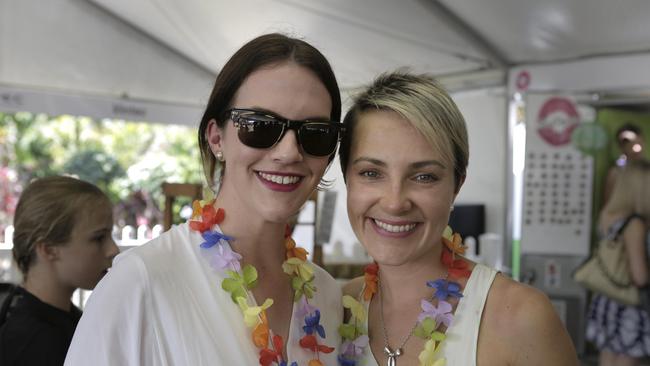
[{"xmin": 623, "ymin": 218, "xmax": 648, "ymax": 287}]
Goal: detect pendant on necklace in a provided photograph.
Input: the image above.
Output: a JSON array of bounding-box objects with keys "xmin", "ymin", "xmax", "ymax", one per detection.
[{"xmin": 384, "ymin": 346, "xmax": 402, "ymax": 366}]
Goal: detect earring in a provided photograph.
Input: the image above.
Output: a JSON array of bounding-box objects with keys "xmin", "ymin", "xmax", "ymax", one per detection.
[
  {"xmin": 450, "ymin": 205, "xmax": 455, "ymax": 212},
  {"xmin": 215, "ymin": 151, "xmax": 224, "ymax": 162}
]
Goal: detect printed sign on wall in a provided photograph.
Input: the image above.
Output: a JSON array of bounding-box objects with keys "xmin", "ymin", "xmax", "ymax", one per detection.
[{"xmin": 521, "ymin": 95, "xmax": 593, "ymax": 256}]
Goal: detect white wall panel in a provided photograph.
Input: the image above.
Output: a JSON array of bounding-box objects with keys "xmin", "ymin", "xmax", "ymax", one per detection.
[{"xmin": 0, "ymin": 0, "xmax": 214, "ymax": 110}]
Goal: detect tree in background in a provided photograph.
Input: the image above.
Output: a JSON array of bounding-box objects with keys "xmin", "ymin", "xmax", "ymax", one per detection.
[{"xmin": 0, "ymin": 112, "xmax": 202, "ymax": 229}]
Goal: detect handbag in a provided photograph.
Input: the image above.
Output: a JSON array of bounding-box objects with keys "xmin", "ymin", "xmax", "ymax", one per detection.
[{"xmin": 573, "ymin": 215, "xmax": 641, "ymax": 305}]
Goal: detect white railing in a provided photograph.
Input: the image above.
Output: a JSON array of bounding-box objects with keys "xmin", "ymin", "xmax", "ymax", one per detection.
[{"xmin": 0, "ymin": 224, "xmax": 164, "ymax": 250}]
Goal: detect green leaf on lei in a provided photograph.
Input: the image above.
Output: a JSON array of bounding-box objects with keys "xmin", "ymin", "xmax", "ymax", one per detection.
[
  {"xmin": 414, "ymin": 317, "xmax": 437, "ymax": 339},
  {"xmin": 222, "ymin": 270, "xmax": 246, "ymax": 303},
  {"xmin": 242, "ymin": 264, "xmax": 258, "ymax": 289},
  {"xmin": 338, "ymin": 323, "xmax": 365, "ymax": 340},
  {"xmin": 291, "ymin": 275, "xmax": 317, "ymax": 300}
]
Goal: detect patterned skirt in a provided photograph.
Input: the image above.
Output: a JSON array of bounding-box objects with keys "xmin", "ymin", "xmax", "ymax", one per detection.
[{"xmin": 586, "ymin": 294, "xmax": 650, "ymax": 357}]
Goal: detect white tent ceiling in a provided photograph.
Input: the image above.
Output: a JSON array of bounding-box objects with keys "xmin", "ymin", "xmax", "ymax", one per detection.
[
  {"xmin": 3, "ymin": 0, "xmax": 650, "ymax": 116},
  {"xmin": 90, "ymin": 0, "xmax": 650, "ymax": 90}
]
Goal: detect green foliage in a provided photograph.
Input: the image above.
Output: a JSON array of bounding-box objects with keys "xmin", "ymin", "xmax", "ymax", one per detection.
[
  {"xmin": 0, "ymin": 112, "xmax": 203, "ymax": 227},
  {"xmin": 63, "ymin": 149, "xmax": 125, "ymax": 200}
]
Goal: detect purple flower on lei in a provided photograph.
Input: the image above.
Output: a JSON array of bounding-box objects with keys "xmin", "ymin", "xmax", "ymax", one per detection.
[
  {"xmin": 303, "ymin": 309, "xmax": 326, "ymax": 338},
  {"xmin": 337, "ymin": 354, "xmax": 357, "ymax": 366},
  {"xmin": 295, "ymin": 296, "xmax": 318, "ymax": 319},
  {"xmin": 340, "ymin": 335, "xmax": 369, "ymax": 358},
  {"xmin": 417, "ymin": 299, "xmax": 453, "ymax": 327},
  {"xmin": 427, "ymin": 279, "xmax": 463, "ymax": 300},
  {"xmin": 199, "ymin": 230, "xmax": 232, "ymax": 249},
  {"xmin": 279, "ymin": 362, "xmax": 298, "ymax": 366},
  {"xmin": 210, "ymin": 243, "xmax": 242, "ymax": 272}
]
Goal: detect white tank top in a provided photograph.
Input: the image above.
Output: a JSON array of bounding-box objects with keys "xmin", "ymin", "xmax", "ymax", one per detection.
[{"xmin": 358, "ymin": 263, "xmax": 497, "ymax": 366}]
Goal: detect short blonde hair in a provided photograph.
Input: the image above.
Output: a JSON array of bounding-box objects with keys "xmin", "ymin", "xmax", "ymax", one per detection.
[{"xmin": 339, "ymin": 70, "xmax": 468, "ymax": 189}]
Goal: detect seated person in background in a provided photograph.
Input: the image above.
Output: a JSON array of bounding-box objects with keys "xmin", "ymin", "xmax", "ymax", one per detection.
[
  {"xmin": 0, "ymin": 176, "xmax": 119, "ymax": 366},
  {"xmin": 603, "ymin": 123, "xmax": 645, "ymax": 204}
]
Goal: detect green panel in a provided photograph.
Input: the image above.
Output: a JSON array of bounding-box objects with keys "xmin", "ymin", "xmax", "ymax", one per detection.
[{"xmin": 512, "ymin": 239, "xmax": 520, "ymax": 281}]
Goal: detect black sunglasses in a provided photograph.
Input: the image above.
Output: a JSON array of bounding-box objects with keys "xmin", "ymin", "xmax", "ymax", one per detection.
[{"xmin": 226, "ymin": 108, "xmax": 345, "ymax": 157}]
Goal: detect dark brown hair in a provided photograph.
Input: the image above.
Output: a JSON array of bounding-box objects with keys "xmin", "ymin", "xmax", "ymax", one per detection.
[
  {"xmin": 12, "ymin": 176, "xmax": 110, "ymax": 276},
  {"xmin": 197, "ymin": 33, "xmax": 341, "ymax": 188}
]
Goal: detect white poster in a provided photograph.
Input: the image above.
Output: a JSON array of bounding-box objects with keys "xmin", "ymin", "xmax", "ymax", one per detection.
[{"xmin": 521, "ymin": 94, "xmax": 593, "ymax": 256}]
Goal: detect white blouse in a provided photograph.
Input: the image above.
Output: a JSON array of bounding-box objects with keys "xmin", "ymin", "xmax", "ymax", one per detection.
[
  {"xmin": 65, "ymin": 223, "xmax": 342, "ymax": 365},
  {"xmin": 358, "ymin": 264, "xmax": 497, "ymax": 366}
]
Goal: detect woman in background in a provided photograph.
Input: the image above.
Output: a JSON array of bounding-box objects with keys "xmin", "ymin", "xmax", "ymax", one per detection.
[
  {"xmin": 337, "ymin": 71, "xmax": 578, "ymax": 366},
  {"xmin": 66, "ymin": 33, "xmax": 345, "ymax": 365},
  {"xmin": 587, "ymin": 160, "xmax": 650, "ymax": 366},
  {"xmin": 603, "ymin": 123, "xmax": 645, "ymax": 204},
  {"xmin": 0, "ymin": 176, "xmax": 119, "ymax": 366}
]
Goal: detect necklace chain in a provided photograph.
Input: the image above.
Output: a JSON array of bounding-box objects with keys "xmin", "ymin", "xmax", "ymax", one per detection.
[
  {"xmin": 338, "ymin": 232, "xmax": 471, "ymax": 366},
  {"xmin": 378, "ymin": 267, "xmax": 449, "ymax": 365},
  {"xmin": 378, "ymin": 274, "xmax": 420, "ymax": 355}
]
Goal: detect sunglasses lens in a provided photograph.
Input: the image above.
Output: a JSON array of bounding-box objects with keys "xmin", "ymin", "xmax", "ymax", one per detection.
[
  {"xmin": 236, "ymin": 114, "xmax": 284, "ymax": 148},
  {"xmin": 299, "ymin": 123, "xmax": 339, "ymax": 156}
]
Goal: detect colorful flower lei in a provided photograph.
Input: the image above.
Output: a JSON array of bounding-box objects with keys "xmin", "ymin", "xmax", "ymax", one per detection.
[
  {"xmin": 337, "ymin": 226, "xmax": 472, "ymax": 366},
  {"xmin": 190, "ymin": 200, "xmax": 335, "ymax": 366}
]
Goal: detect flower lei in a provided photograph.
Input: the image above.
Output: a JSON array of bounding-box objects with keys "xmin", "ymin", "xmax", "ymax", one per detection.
[
  {"xmin": 337, "ymin": 226, "xmax": 472, "ymax": 366},
  {"xmin": 190, "ymin": 200, "xmax": 335, "ymax": 366}
]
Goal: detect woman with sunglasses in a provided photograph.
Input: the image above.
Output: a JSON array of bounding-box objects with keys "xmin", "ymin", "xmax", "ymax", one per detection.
[
  {"xmin": 65, "ymin": 33, "xmax": 344, "ymax": 366},
  {"xmin": 336, "ymin": 71, "xmax": 578, "ymax": 366}
]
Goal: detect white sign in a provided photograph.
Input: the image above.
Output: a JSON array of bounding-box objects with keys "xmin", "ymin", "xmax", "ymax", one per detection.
[{"xmin": 521, "ymin": 94, "xmax": 593, "ymax": 256}]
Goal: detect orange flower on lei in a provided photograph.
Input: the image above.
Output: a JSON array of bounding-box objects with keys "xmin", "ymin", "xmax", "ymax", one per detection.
[
  {"xmin": 442, "ymin": 232, "xmax": 465, "ymax": 257},
  {"xmin": 299, "ymin": 334, "xmax": 335, "ymax": 354},
  {"xmin": 286, "ymin": 237, "xmax": 308, "ymax": 261},
  {"xmin": 441, "ymin": 249, "xmax": 471, "ymax": 279},
  {"xmin": 252, "ymin": 311, "xmax": 270, "ymax": 348},
  {"xmin": 189, "ymin": 202, "xmax": 225, "ymax": 233},
  {"xmin": 363, "ymin": 263, "xmax": 379, "ymax": 301}
]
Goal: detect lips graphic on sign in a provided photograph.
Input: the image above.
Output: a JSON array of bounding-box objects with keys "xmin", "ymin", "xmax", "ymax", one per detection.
[{"xmin": 537, "ymin": 97, "xmax": 580, "ymax": 146}]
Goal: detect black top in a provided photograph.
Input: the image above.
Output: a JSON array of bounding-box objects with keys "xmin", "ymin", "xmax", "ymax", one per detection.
[{"xmin": 0, "ymin": 286, "xmax": 82, "ymax": 366}]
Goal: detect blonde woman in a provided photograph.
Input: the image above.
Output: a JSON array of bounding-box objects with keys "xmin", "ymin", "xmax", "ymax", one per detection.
[
  {"xmin": 337, "ymin": 71, "xmax": 578, "ymax": 366},
  {"xmin": 587, "ymin": 160, "xmax": 650, "ymax": 366}
]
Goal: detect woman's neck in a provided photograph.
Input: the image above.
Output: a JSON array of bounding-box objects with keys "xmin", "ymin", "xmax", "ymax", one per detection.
[
  {"xmin": 23, "ymin": 269, "xmax": 74, "ymax": 312},
  {"xmin": 212, "ymin": 198, "xmax": 288, "ymax": 269},
  {"xmin": 377, "ymin": 245, "xmax": 447, "ymax": 307}
]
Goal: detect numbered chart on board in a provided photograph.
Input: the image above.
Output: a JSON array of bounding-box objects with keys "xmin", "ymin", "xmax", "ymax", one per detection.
[
  {"xmin": 521, "ymin": 94, "xmax": 594, "ymax": 256},
  {"xmin": 523, "ymin": 151, "xmax": 591, "ymax": 236}
]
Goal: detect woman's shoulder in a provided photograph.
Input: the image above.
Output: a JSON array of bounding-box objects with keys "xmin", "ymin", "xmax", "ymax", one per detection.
[
  {"xmin": 479, "ymin": 274, "xmax": 578, "ymax": 365},
  {"xmin": 342, "ymin": 276, "xmax": 365, "ymax": 298},
  {"xmin": 117, "ymin": 223, "xmax": 194, "ymax": 270},
  {"xmin": 309, "ymin": 262, "xmax": 344, "ymax": 299},
  {"xmin": 310, "ymin": 261, "xmax": 338, "ymax": 284},
  {"xmin": 485, "ymin": 275, "xmax": 553, "ymax": 323}
]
